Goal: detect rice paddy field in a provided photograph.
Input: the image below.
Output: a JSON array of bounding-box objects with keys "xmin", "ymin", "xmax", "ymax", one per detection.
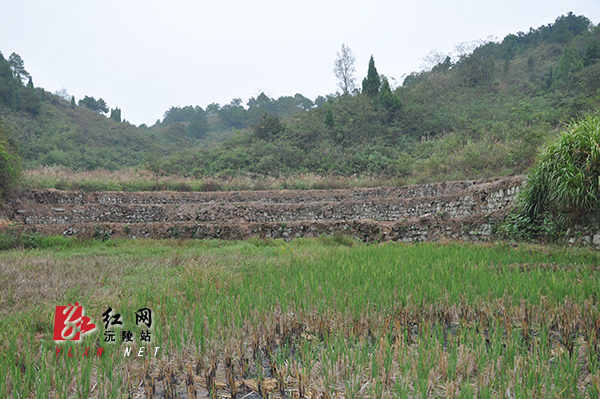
[{"xmin": 1, "ymin": 237, "xmax": 600, "ymax": 398}]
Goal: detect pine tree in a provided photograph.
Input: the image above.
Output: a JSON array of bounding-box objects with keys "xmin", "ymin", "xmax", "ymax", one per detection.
[
  {"xmin": 79, "ymin": 95, "xmax": 108, "ymax": 113},
  {"xmin": 0, "ymin": 53, "xmax": 18, "ymax": 108},
  {"xmin": 8, "ymin": 53, "xmax": 29, "ymax": 84},
  {"xmin": 110, "ymin": 107, "xmax": 122, "ymax": 122},
  {"xmin": 362, "ymin": 56, "xmax": 380, "ymax": 97}
]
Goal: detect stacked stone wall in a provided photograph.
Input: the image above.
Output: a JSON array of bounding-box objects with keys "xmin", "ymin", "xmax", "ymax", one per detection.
[{"xmin": 0, "ymin": 176, "xmax": 548, "ymax": 243}]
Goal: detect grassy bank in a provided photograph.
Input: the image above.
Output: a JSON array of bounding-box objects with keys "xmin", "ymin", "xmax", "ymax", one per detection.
[
  {"xmin": 1, "ymin": 238, "xmax": 599, "ymax": 397},
  {"xmin": 20, "ymin": 166, "xmax": 409, "ymax": 192}
]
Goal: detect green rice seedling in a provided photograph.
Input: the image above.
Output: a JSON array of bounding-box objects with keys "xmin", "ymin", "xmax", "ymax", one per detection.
[
  {"xmin": 77, "ymin": 353, "xmax": 94, "ymax": 398},
  {"xmin": 393, "ymin": 375, "xmax": 410, "ymax": 399},
  {"xmin": 20, "ymin": 349, "xmax": 37, "ymax": 396},
  {"xmin": 34, "ymin": 362, "xmax": 51, "ymax": 399},
  {"xmin": 382, "ymin": 338, "xmax": 395, "ymax": 388},
  {"xmin": 416, "ymin": 374, "xmax": 429, "ymax": 398},
  {"xmin": 344, "ymin": 365, "xmax": 362, "ymax": 399},
  {"xmin": 3, "ymin": 239, "xmax": 600, "ymax": 396},
  {"xmin": 56, "ymin": 354, "xmax": 75, "ymax": 399},
  {"xmin": 588, "ymin": 372, "xmax": 600, "ymax": 398}
]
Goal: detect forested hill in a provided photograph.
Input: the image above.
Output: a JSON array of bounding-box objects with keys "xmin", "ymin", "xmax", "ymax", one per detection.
[
  {"xmin": 157, "ymin": 12, "xmax": 600, "ymax": 182},
  {"xmin": 0, "ymin": 54, "xmax": 154, "ymax": 170},
  {"xmin": 1, "ymin": 11, "xmax": 600, "ymax": 183}
]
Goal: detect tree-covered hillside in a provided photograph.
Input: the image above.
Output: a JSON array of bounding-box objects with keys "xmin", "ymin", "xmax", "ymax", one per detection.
[
  {"xmin": 156, "ymin": 12, "xmax": 600, "ymax": 182},
  {"xmin": 0, "ymin": 51, "xmax": 157, "ymax": 170},
  {"xmin": 0, "ymin": 95, "xmax": 155, "ymax": 170},
  {"xmin": 1, "ymin": 12, "xmax": 599, "ymax": 184}
]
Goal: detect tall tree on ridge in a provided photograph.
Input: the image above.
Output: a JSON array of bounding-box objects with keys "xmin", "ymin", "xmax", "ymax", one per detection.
[
  {"xmin": 333, "ymin": 44, "xmax": 357, "ymax": 95},
  {"xmin": 110, "ymin": 107, "xmax": 122, "ymax": 122},
  {"xmin": 0, "ymin": 53, "xmax": 18, "ymax": 107},
  {"xmin": 362, "ymin": 55, "xmax": 380, "ymax": 97},
  {"xmin": 8, "ymin": 53, "xmax": 29, "ymax": 84}
]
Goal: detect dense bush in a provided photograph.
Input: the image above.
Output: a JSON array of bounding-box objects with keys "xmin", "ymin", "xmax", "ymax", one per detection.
[
  {"xmin": 0, "ymin": 119, "xmax": 20, "ymax": 196},
  {"xmin": 522, "ymin": 116, "xmax": 600, "ymax": 223}
]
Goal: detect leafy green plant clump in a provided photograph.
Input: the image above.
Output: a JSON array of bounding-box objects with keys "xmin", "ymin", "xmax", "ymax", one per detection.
[
  {"xmin": 522, "ymin": 116, "xmax": 600, "ymax": 224},
  {"xmin": 0, "ymin": 121, "xmax": 20, "ymax": 197}
]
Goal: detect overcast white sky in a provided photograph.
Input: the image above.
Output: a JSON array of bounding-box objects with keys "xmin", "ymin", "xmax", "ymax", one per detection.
[{"xmin": 1, "ymin": 1, "xmax": 599, "ymax": 126}]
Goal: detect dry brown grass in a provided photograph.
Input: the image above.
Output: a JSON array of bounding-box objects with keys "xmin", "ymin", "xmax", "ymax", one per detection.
[{"xmin": 20, "ymin": 165, "xmax": 408, "ymax": 192}]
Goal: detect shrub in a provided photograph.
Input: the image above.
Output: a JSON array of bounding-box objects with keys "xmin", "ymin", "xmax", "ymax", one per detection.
[
  {"xmin": 522, "ymin": 115, "xmax": 600, "ymax": 224},
  {"xmin": 494, "ymin": 210, "xmax": 560, "ymax": 242},
  {"xmin": 0, "ymin": 231, "xmax": 76, "ymax": 251},
  {"xmin": 0, "ymin": 121, "xmax": 20, "ymax": 197},
  {"xmin": 0, "ymin": 141, "xmax": 20, "ymax": 196}
]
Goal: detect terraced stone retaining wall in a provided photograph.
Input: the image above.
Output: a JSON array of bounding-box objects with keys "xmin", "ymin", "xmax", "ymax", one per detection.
[{"xmin": 0, "ymin": 176, "xmax": 536, "ymax": 243}]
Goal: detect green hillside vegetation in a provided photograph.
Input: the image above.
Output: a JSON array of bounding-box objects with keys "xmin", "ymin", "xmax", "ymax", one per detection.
[
  {"xmin": 1, "ymin": 12, "xmax": 599, "ymax": 185},
  {"xmin": 0, "ymin": 51, "xmax": 155, "ymax": 170},
  {"xmin": 148, "ymin": 93, "xmax": 318, "ymax": 153},
  {"xmin": 0, "ymin": 120, "xmax": 20, "ymax": 196},
  {"xmin": 0, "ymin": 94, "xmax": 154, "ymax": 170},
  {"xmin": 158, "ymin": 12, "xmax": 600, "ymax": 182}
]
